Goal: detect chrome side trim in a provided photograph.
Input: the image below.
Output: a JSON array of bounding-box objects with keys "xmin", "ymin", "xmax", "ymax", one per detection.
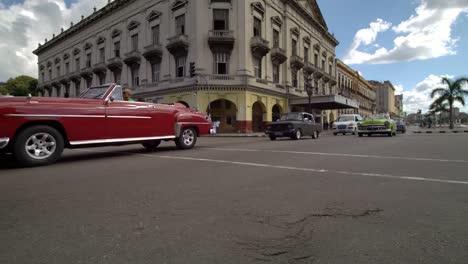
[
  {"xmin": 107, "ymin": 116, "xmax": 151, "ymax": 119},
  {"xmin": 5, "ymin": 114, "xmax": 106, "ymax": 118},
  {"xmin": 69, "ymin": 136, "xmax": 176, "ymax": 146},
  {"xmin": 0, "ymin": 137, "xmax": 9, "ymax": 149}
]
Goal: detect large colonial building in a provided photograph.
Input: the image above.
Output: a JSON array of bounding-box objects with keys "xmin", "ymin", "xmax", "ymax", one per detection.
[
  {"xmin": 34, "ymin": 0, "xmax": 358, "ymax": 133},
  {"xmin": 370, "ymin": 80, "xmax": 399, "ymax": 118},
  {"xmin": 336, "ymin": 59, "xmax": 376, "ymax": 117}
]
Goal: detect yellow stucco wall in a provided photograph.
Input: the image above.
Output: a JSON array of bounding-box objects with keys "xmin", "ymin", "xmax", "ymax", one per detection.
[{"xmin": 159, "ymin": 90, "xmax": 288, "ymax": 122}]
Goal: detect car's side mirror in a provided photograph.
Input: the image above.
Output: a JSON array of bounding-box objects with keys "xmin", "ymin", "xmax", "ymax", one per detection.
[{"xmin": 109, "ymin": 96, "xmax": 115, "ymax": 102}]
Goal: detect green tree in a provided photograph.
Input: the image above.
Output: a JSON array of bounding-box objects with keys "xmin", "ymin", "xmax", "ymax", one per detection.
[
  {"xmin": 430, "ymin": 77, "xmax": 468, "ymax": 129},
  {"xmin": 3, "ymin": 75, "xmax": 38, "ymax": 96},
  {"xmin": 0, "ymin": 86, "xmax": 8, "ymax": 95}
]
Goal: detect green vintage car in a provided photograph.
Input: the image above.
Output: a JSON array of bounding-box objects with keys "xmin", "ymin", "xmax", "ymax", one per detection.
[{"xmin": 357, "ymin": 114, "xmax": 397, "ymax": 137}]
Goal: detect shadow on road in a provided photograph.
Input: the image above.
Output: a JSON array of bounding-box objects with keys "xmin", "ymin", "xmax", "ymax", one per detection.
[{"xmin": 0, "ymin": 146, "xmax": 185, "ymax": 171}]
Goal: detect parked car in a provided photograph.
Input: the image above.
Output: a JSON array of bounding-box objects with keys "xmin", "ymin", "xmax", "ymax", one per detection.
[
  {"xmin": 265, "ymin": 112, "xmax": 322, "ymax": 140},
  {"xmin": 357, "ymin": 113, "xmax": 397, "ymax": 137},
  {"xmin": 395, "ymin": 118, "xmax": 407, "ymax": 133},
  {"xmin": 332, "ymin": 114, "xmax": 363, "ymax": 135},
  {"xmin": 0, "ymin": 84, "xmax": 211, "ymax": 167}
]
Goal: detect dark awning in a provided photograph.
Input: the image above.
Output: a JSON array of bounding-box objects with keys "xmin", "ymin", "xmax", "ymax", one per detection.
[{"xmin": 290, "ymin": 95, "xmax": 359, "ymax": 110}]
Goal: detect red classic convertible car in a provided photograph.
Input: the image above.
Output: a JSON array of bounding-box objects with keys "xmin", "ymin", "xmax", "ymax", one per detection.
[{"xmin": 0, "ymin": 84, "xmax": 211, "ymax": 167}]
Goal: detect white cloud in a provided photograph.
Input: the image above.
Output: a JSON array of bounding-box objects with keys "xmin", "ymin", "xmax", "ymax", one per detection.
[
  {"xmin": 343, "ymin": 0, "xmax": 468, "ymax": 65},
  {"xmin": 0, "ymin": 0, "xmax": 107, "ymax": 81},
  {"xmin": 394, "ymin": 84, "xmax": 404, "ymax": 94}
]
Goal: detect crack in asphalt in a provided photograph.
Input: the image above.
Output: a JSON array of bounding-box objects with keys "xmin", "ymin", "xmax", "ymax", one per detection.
[{"xmin": 237, "ymin": 208, "xmax": 383, "ymax": 263}]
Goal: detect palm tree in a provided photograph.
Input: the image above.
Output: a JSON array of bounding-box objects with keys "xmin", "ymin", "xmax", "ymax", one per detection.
[
  {"xmin": 429, "ymin": 101, "xmax": 448, "ymax": 127},
  {"xmin": 430, "ymin": 77, "xmax": 468, "ymax": 129}
]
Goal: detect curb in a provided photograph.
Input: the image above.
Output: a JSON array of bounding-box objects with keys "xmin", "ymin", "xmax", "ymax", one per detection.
[{"xmin": 413, "ymin": 130, "xmax": 468, "ymax": 134}]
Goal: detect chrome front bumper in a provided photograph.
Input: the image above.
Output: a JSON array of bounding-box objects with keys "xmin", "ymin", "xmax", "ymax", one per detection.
[{"xmin": 0, "ymin": 137, "xmax": 9, "ymax": 149}]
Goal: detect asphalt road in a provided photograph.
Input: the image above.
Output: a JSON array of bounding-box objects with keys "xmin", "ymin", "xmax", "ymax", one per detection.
[{"xmin": 1, "ymin": 132, "xmax": 468, "ymax": 264}]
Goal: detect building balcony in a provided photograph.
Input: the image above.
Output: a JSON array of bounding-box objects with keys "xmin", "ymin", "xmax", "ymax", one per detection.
[
  {"xmin": 208, "ymin": 30, "xmax": 235, "ymax": 51},
  {"xmin": 166, "ymin": 34, "xmax": 189, "ymax": 56},
  {"xmin": 51, "ymin": 79, "xmax": 61, "ymax": 87},
  {"xmin": 60, "ymin": 74, "xmax": 71, "ymax": 84},
  {"xmin": 270, "ymin": 47, "xmax": 287, "ymax": 65},
  {"xmin": 106, "ymin": 57, "xmax": 123, "ymax": 71},
  {"xmin": 143, "ymin": 43, "xmax": 163, "ymax": 62},
  {"xmin": 313, "ymin": 67, "xmax": 324, "ymax": 79},
  {"xmin": 329, "ymin": 78, "xmax": 337, "ymax": 86},
  {"xmin": 290, "ymin": 55, "xmax": 304, "ymax": 71},
  {"xmin": 69, "ymin": 72, "xmax": 81, "ymax": 82},
  {"xmin": 250, "ymin": 36, "xmax": 270, "ymax": 58},
  {"xmin": 303, "ymin": 61, "xmax": 315, "ymax": 75},
  {"xmin": 92, "ymin": 62, "xmax": 107, "ymax": 74},
  {"xmin": 80, "ymin": 67, "xmax": 93, "ymax": 79},
  {"xmin": 123, "ymin": 51, "xmax": 142, "ymax": 67}
]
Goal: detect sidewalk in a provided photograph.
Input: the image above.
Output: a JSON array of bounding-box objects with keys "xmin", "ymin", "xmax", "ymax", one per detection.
[{"xmin": 207, "ymin": 131, "xmax": 334, "ymax": 137}]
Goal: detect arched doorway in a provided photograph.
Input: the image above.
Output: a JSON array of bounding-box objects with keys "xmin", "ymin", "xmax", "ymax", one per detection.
[
  {"xmin": 272, "ymin": 104, "xmax": 282, "ymax": 122},
  {"xmin": 252, "ymin": 101, "xmax": 266, "ymax": 132},
  {"xmin": 176, "ymin": 101, "xmax": 190, "ymax": 108},
  {"xmin": 208, "ymin": 99, "xmax": 238, "ymax": 133}
]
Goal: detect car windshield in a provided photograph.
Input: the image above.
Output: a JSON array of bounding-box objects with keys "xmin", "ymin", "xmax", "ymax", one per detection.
[
  {"xmin": 79, "ymin": 86, "xmax": 111, "ymax": 99},
  {"xmin": 280, "ymin": 113, "xmax": 303, "ymax": 121},
  {"xmin": 367, "ymin": 114, "xmax": 388, "ymax": 120},
  {"xmin": 337, "ymin": 116, "xmax": 354, "ymax": 122}
]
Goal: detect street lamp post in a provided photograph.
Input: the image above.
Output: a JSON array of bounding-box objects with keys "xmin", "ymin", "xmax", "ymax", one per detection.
[{"xmin": 304, "ymin": 76, "xmax": 313, "ymax": 114}]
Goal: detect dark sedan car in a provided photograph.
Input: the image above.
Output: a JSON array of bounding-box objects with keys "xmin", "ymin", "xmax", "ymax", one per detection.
[
  {"xmin": 395, "ymin": 118, "xmax": 407, "ymax": 133},
  {"xmin": 265, "ymin": 112, "xmax": 322, "ymax": 140}
]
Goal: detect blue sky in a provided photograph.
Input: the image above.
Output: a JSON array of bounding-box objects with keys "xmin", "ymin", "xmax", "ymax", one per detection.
[
  {"xmin": 1, "ymin": 0, "xmax": 467, "ymax": 112},
  {"xmin": 318, "ymin": 0, "xmax": 468, "ymax": 112}
]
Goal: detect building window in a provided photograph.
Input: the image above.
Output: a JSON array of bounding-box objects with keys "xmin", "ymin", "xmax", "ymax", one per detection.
[
  {"xmin": 114, "ymin": 42, "xmax": 120, "ymax": 57},
  {"xmin": 99, "ymin": 48, "xmax": 105, "ymax": 63},
  {"xmin": 253, "ymin": 56, "xmax": 262, "ymax": 78},
  {"xmin": 175, "ymin": 55, "xmax": 186, "ymax": 77},
  {"xmin": 65, "ymin": 62, "xmax": 69, "ymax": 74},
  {"xmin": 131, "ymin": 34, "xmax": 139, "ymax": 51},
  {"xmin": 98, "ymin": 74, "xmax": 105, "ymax": 85},
  {"xmin": 86, "ymin": 78, "xmax": 92, "ymax": 88},
  {"xmin": 273, "ymin": 64, "xmax": 280, "ymax": 83},
  {"xmin": 86, "ymin": 53, "xmax": 91, "ymax": 67},
  {"xmin": 253, "ymin": 17, "xmax": 261, "ymax": 37},
  {"xmin": 213, "ymin": 9, "xmax": 229, "ymax": 30},
  {"xmin": 304, "ymin": 47, "xmax": 309, "ymax": 62},
  {"xmin": 41, "ymin": 72, "xmax": 45, "ymax": 82},
  {"xmin": 151, "ymin": 62, "xmax": 160, "ymax": 82},
  {"xmin": 292, "ymin": 39, "xmax": 297, "ymax": 56},
  {"xmin": 292, "ymin": 71, "xmax": 298, "ymax": 87},
  {"xmin": 213, "ymin": 52, "xmax": 229, "ymax": 75},
  {"xmin": 273, "ymin": 29, "xmax": 280, "ymax": 48},
  {"xmin": 151, "ymin": 25, "xmax": 160, "ymax": 45},
  {"xmin": 56, "ymin": 66, "xmax": 60, "ymax": 77},
  {"xmin": 314, "ymin": 53, "xmax": 318, "ymax": 66},
  {"xmin": 75, "ymin": 58, "xmax": 80, "ymax": 71},
  {"xmin": 329, "ymin": 64, "xmax": 332, "ymax": 74},
  {"xmin": 322, "ymin": 59, "xmax": 325, "ymax": 70},
  {"xmin": 176, "ymin": 14, "xmax": 185, "ymax": 35},
  {"xmin": 48, "ymin": 69, "xmax": 52, "ymax": 80},
  {"xmin": 131, "ymin": 67, "xmax": 139, "ymax": 87}
]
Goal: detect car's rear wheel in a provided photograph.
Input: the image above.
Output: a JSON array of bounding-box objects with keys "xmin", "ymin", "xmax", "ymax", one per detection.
[
  {"xmin": 142, "ymin": 140, "xmax": 161, "ymax": 151},
  {"xmin": 176, "ymin": 127, "xmax": 197, "ymax": 149},
  {"xmin": 269, "ymin": 135, "xmax": 277, "ymax": 141},
  {"xmin": 333, "ymin": 132, "xmax": 337, "ymax": 136},
  {"xmin": 292, "ymin": 129, "xmax": 302, "ymax": 140},
  {"xmin": 358, "ymin": 133, "xmax": 363, "ymax": 137},
  {"xmin": 13, "ymin": 125, "xmax": 64, "ymax": 167},
  {"xmin": 312, "ymin": 130, "xmax": 319, "ymax": 139},
  {"xmin": 388, "ymin": 132, "xmax": 393, "ymax": 137}
]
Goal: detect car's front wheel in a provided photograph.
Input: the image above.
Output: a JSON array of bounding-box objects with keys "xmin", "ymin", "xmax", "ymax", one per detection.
[
  {"xmin": 13, "ymin": 125, "xmax": 64, "ymax": 167},
  {"xmin": 176, "ymin": 127, "xmax": 197, "ymax": 150},
  {"xmin": 358, "ymin": 133, "xmax": 363, "ymax": 137},
  {"xmin": 269, "ymin": 135, "xmax": 277, "ymax": 141},
  {"xmin": 142, "ymin": 140, "xmax": 161, "ymax": 151}
]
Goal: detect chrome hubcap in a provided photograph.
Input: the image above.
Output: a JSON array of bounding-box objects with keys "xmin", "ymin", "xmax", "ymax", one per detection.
[
  {"xmin": 182, "ymin": 129, "xmax": 194, "ymax": 146},
  {"xmin": 25, "ymin": 133, "xmax": 56, "ymax": 160},
  {"xmin": 296, "ymin": 131, "xmax": 301, "ymax": 139}
]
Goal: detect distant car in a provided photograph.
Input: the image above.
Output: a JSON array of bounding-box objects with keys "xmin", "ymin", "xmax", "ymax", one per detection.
[
  {"xmin": 358, "ymin": 113, "xmax": 397, "ymax": 137},
  {"xmin": 265, "ymin": 112, "xmax": 322, "ymax": 140},
  {"xmin": 395, "ymin": 119, "xmax": 406, "ymax": 133},
  {"xmin": 0, "ymin": 83, "xmax": 212, "ymax": 167},
  {"xmin": 332, "ymin": 114, "xmax": 363, "ymax": 135}
]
